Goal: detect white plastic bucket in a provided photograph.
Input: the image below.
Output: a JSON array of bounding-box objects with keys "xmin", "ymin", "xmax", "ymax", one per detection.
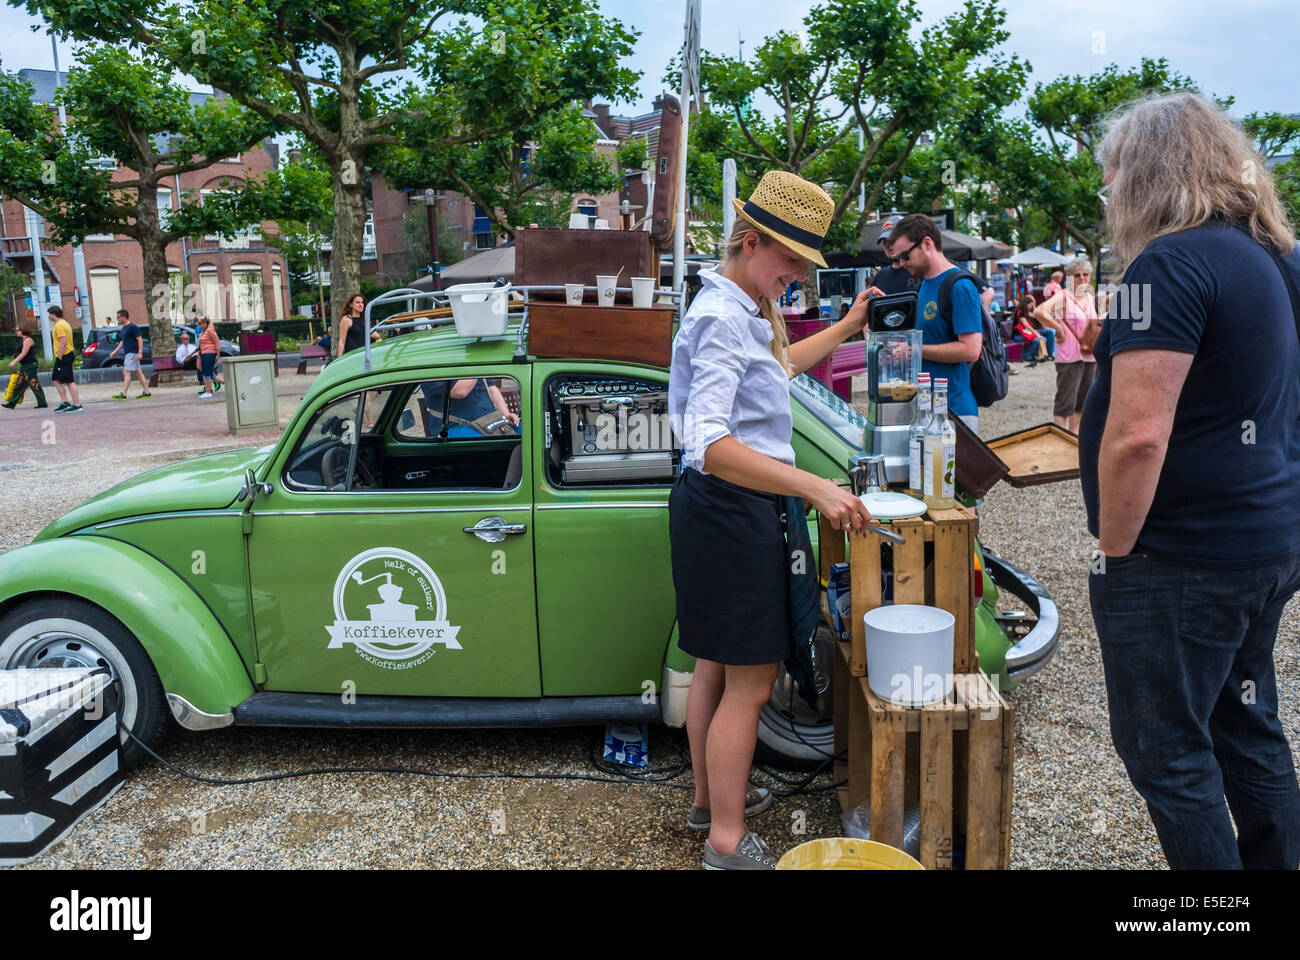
[
  {"xmin": 863, "ymin": 604, "xmax": 954, "ymax": 707},
  {"xmin": 445, "ymin": 282, "xmax": 510, "ymax": 337}
]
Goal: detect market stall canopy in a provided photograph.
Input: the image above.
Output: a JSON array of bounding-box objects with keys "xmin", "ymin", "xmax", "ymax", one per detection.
[
  {"xmin": 999, "ymin": 246, "xmax": 1068, "ymax": 267},
  {"xmin": 410, "ymin": 244, "xmax": 516, "ymax": 289},
  {"xmin": 842, "ymin": 221, "xmax": 1012, "ymax": 267}
]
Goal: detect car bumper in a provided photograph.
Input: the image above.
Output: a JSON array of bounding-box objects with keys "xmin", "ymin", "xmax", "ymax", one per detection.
[{"xmin": 983, "ymin": 550, "xmax": 1060, "ymax": 681}]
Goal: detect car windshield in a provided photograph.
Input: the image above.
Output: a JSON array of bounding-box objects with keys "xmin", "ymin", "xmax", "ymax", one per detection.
[{"xmin": 789, "ymin": 373, "xmax": 866, "ymax": 448}]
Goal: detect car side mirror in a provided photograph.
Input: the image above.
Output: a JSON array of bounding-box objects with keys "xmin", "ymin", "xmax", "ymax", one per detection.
[{"xmin": 238, "ymin": 467, "xmax": 273, "ymax": 506}]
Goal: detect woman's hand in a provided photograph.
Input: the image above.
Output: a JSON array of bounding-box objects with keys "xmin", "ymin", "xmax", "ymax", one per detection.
[
  {"xmin": 843, "ymin": 289, "xmax": 873, "ymax": 333},
  {"xmin": 806, "ymin": 476, "xmax": 874, "ymax": 533}
]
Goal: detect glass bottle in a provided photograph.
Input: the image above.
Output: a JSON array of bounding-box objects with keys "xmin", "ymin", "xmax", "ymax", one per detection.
[
  {"xmin": 923, "ymin": 378, "xmax": 956, "ymax": 510},
  {"xmin": 907, "ymin": 374, "xmax": 932, "ymax": 498}
]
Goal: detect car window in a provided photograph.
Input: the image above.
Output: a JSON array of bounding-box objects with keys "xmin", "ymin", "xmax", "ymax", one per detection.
[
  {"xmin": 543, "ymin": 374, "xmax": 677, "ymax": 487},
  {"xmin": 395, "ymin": 376, "xmax": 521, "ymax": 442},
  {"xmin": 286, "ymin": 379, "xmax": 521, "ymax": 493}
]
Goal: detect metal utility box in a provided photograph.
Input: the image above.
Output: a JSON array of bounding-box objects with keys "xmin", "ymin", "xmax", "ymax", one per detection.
[{"xmin": 222, "ymin": 354, "xmax": 280, "ymax": 435}]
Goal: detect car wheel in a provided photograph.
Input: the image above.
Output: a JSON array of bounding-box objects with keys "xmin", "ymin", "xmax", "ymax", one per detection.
[
  {"xmin": 755, "ymin": 622, "xmax": 837, "ymax": 770},
  {"xmin": 0, "ymin": 598, "xmax": 169, "ymax": 768}
]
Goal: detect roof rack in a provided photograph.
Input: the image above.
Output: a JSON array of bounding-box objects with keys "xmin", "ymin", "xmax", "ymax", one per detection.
[{"xmin": 360, "ymin": 284, "xmax": 684, "ymax": 372}]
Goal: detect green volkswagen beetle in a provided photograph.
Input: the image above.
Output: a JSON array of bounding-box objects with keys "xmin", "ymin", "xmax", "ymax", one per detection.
[{"xmin": 0, "ymin": 313, "xmax": 1057, "ymax": 768}]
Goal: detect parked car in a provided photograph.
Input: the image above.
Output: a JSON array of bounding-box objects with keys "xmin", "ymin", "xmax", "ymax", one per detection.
[
  {"xmin": 81, "ymin": 324, "xmax": 240, "ymax": 369},
  {"xmin": 0, "ymin": 319, "xmax": 1057, "ymax": 768}
]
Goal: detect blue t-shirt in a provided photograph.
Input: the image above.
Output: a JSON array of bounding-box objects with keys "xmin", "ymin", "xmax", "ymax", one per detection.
[
  {"xmin": 1079, "ymin": 221, "xmax": 1300, "ymax": 568},
  {"xmin": 121, "ymin": 322, "xmax": 141, "ymax": 355},
  {"xmin": 916, "ymin": 268, "xmax": 983, "ymax": 417}
]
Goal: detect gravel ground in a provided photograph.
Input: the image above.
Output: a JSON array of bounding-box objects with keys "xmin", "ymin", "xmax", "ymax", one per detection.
[{"xmin": 2, "ymin": 362, "xmax": 1296, "ymax": 869}]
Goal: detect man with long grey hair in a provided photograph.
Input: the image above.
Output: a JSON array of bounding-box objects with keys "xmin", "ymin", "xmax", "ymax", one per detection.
[{"xmin": 1079, "ymin": 91, "xmax": 1300, "ymax": 869}]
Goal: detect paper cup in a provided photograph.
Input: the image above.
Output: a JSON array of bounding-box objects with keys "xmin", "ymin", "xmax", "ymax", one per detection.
[
  {"xmin": 631, "ymin": 277, "xmax": 654, "ymax": 309},
  {"xmin": 565, "ymin": 283, "xmax": 585, "ymax": 305},
  {"xmin": 596, "ymin": 275, "xmax": 617, "ymax": 307}
]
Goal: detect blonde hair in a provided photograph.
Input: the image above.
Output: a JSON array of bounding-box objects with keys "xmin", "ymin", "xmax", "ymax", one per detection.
[
  {"xmin": 722, "ymin": 215, "xmax": 792, "ymax": 375},
  {"xmin": 1099, "ymin": 91, "xmax": 1296, "ymax": 269}
]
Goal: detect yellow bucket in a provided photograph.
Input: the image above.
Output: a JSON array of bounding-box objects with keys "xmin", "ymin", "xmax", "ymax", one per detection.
[{"xmin": 775, "ymin": 838, "xmax": 924, "ymax": 870}]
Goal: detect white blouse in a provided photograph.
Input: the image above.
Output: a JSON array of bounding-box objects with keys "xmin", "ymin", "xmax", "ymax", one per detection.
[{"xmin": 669, "ymin": 269, "xmax": 796, "ymax": 475}]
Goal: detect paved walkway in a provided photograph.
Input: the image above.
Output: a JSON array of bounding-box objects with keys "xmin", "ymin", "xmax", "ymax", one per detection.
[{"xmin": 1, "ymin": 371, "xmax": 314, "ymax": 463}]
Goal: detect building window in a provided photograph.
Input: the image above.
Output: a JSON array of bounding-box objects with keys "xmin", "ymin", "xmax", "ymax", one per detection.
[
  {"xmin": 88, "ymin": 268, "xmax": 122, "ymax": 326},
  {"xmin": 576, "ymin": 201, "xmax": 598, "ymax": 218},
  {"xmin": 271, "ymin": 264, "xmax": 283, "ymax": 319},
  {"xmin": 230, "ymin": 264, "xmax": 265, "ymax": 323},
  {"xmin": 162, "ymin": 267, "xmax": 186, "ymax": 322},
  {"xmin": 474, "ymin": 232, "xmax": 496, "ymax": 250},
  {"xmin": 198, "ymin": 266, "xmax": 220, "ymax": 321}
]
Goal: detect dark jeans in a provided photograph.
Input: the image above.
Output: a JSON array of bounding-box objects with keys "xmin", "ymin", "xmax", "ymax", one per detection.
[{"xmin": 1089, "ymin": 550, "xmax": 1300, "ymax": 869}]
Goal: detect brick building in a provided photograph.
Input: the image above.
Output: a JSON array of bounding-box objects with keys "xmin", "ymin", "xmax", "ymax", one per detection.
[{"xmin": 0, "ymin": 69, "xmax": 291, "ymax": 342}]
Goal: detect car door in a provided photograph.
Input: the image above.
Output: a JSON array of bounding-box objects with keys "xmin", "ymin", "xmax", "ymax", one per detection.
[
  {"xmin": 245, "ymin": 369, "xmax": 539, "ymax": 697},
  {"xmin": 531, "ymin": 362, "xmax": 678, "ymax": 696}
]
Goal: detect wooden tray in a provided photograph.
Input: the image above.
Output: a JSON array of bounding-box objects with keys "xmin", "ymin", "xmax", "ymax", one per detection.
[
  {"xmin": 527, "ymin": 302, "xmax": 673, "ymax": 367},
  {"xmin": 984, "ymin": 423, "xmax": 1079, "ymax": 487}
]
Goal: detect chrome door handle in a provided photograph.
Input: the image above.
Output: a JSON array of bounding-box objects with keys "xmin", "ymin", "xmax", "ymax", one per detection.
[{"xmin": 463, "ymin": 516, "xmax": 528, "ymax": 543}]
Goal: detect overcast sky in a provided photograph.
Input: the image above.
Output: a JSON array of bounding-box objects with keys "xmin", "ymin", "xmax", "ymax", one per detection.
[{"xmin": 1, "ymin": 0, "xmax": 1294, "ymax": 121}]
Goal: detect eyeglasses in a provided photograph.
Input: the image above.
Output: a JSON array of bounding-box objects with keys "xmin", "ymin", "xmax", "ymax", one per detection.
[
  {"xmin": 890, "ymin": 240, "xmax": 922, "ymax": 265},
  {"xmin": 1097, "ymin": 183, "xmax": 1112, "ymax": 206}
]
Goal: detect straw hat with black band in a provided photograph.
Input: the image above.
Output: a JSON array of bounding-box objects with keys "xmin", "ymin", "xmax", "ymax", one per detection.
[{"xmin": 732, "ymin": 171, "xmax": 835, "ymax": 268}]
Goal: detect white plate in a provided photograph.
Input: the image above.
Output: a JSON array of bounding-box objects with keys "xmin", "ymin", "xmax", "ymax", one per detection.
[{"xmin": 860, "ymin": 491, "xmax": 926, "ymax": 520}]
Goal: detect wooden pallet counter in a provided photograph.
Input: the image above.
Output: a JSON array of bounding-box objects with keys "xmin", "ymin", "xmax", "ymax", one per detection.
[
  {"xmin": 818, "ymin": 503, "xmax": 979, "ymax": 675},
  {"xmin": 832, "ymin": 639, "xmax": 1014, "ymax": 870}
]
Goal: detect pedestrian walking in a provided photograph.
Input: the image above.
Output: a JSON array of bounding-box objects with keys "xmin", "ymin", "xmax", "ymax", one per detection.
[
  {"xmin": 1080, "ymin": 90, "xmax": 1300, "ymax": 870},
  {"xmin": 2, "ymin": 319, "xmax": 47, "ymax": 410},
  {"xmin": 107, "ymin": 308, "xmax": 151, "ymax": 399},
  {"xmin": 668, "ymin": 171, "xmax": 875, "ymax": 870},
  {"xmin": 1034, "ymin": 257, "xmax": 1098, "ymax": 433},
  {"xmin": 47, "ymin": 305, "xmax": 82, "ymax": 413},
  {"xmin": 196, "ymin": 317, "xmax": 222, "ymax": 399}
]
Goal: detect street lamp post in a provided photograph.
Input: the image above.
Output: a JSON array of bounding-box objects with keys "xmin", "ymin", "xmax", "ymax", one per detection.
[{"xmin": 424, "ymin": 189, "xmax": 440, "ymax": 290}]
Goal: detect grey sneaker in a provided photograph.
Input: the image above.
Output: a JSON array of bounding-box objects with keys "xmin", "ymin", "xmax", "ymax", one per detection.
[
  {"xmin": 702, "ymin": 831, "xmax": 779, "ymax": 870},
  {"xmin": 687, "ymin": 787, "xmax": 773, "ymax": 831}
]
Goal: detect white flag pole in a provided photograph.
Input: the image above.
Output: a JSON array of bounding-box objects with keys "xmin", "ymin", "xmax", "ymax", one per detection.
[{"xmin": 673, "ymin": 0, "xmax": 700, "ymax": 295}]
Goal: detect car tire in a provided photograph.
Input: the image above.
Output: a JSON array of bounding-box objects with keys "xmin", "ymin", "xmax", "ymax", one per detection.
[
  {"xmin": 0, "ymin": 597, "xmax": 169, "ymax": 768},
  {"xmin": 754, "ymin": 622, "xmax": 837, "ymax": 770}
]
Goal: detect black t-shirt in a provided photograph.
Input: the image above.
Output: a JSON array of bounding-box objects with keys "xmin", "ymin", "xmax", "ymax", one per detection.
[
  {"xmin": 869, "ymin": 264, "xmax": 919, "ymax": 295},
  {"xmin": 1079, "ymin": 221, "xmax": 1300, "ymax": 568},
  {"xmin": 122, "ymin": 322, "xmax": 141, "ymax": 354}
]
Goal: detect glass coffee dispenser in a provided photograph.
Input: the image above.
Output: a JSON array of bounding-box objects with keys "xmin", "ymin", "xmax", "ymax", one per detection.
[{"xmin": 861, "ymin": 291, "xmax": 921, "ymax": 486}]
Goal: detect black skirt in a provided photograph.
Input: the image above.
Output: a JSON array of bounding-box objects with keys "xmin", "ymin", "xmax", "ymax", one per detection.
[{"xmin": 668, "ymin": 467, "xmax": 794, "ymax": 665}]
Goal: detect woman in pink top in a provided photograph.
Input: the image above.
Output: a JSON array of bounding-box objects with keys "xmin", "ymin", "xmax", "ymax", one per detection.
[{"xmin": 1034, "ymin": 257, "xmax": 1099, "ymax": 432}]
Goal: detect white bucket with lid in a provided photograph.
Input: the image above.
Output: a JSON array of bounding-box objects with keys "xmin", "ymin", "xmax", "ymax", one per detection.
[
  {"xmin": 863, "ymin": 604, "xmax": 954, "ymax": 707},
  {"xmin": 445, "ymin": 282, "xmax": 510, "ymax": 337}
]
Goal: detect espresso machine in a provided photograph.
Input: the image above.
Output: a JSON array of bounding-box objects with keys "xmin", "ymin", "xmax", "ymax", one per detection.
[{"xmin": 861, "ymin": 291, "xmax": 921, "ymax": 486}]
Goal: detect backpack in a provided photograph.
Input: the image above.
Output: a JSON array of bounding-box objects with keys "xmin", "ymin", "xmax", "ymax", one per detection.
[{"xmin": 939, "ymin": 271, "xmax": 1008, "ymax": 407}]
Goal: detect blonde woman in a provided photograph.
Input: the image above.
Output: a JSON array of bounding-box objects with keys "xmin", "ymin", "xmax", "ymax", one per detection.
[
  {"xmin": 1080, "ymin": 91, "xmax": 1300, "ymax": 869},
  {"xmin": 1033, "ymin": 256, "xmax": 1098, "ymax": 432},
  {"xmin": 668, "ymin": 171, "xmax": 874, "ymax": 869}
]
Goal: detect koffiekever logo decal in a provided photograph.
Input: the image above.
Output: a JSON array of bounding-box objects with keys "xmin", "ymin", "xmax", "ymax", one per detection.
[{"xmin": 326, "ymin": 547, "xmax": 462, "ymax": 669}]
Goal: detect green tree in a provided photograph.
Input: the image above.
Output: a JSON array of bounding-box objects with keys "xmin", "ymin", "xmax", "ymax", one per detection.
[
  {"xmin": 19, "ymin": 0, "xmax": 640, "ymax": 338},
  {"xmin": 1243, "ymin": 110, "xmax": 1300, "ymax": 222},
  {"xmin": 379, "ymin": 103, "xmax": 631, "ymax": 238},
  {"xmin": 0, "ymin": 263, "xmax": 30, "ymax": 332},
  {"xmin": 0, "ymin": 47, "xmax": 284, "ymax": 374},
  {"xmin": 1018, "ymin": 57, "xmax": 1205, "ymax": 272},
  {"xmin": 681, "ymin": 0, "xmax": 1026, "ymax": 301}
]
